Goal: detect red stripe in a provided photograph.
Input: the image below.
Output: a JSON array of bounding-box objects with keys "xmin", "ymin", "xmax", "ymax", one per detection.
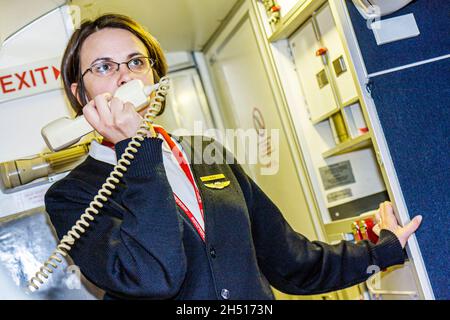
[
  {"xmin": 154, "ymin": 126, "xmax": 205, "ymax": 241},
  {"xmin": 101, "ymin": 140, "xmax": 115, "ymax": 150},
  {"xmin": 174, "ymin": 194, "xmax": 205, "ymax": 241}
]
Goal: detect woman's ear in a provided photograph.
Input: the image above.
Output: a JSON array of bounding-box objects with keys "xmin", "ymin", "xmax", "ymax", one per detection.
[
  {"xmin": 71, "ymin": 82, "xmax": 89, "ymax": 105},
  {"xmin": 71, "ymin": 83, "xmax": 82, "ymax": 105}
]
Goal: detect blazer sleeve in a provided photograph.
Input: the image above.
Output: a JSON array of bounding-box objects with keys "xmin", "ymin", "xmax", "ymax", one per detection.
[
  {"xmin": 44, "ymin": 137, "xmax": 186, "ymax": 299},
  {"xmin": 230, "ymin": 162, "xmax": 405, "ymax": 295}
]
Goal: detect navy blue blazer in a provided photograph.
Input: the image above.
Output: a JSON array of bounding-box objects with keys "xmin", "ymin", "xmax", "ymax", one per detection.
[{"xmin": 44, "ymin": 136, "xmax": 405, "ymax": 300}]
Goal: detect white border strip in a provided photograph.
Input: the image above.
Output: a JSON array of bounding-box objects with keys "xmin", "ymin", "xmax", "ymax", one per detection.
[{"xmin": 368, "ymin": 54, "xmax": 450, "ymax": 78}]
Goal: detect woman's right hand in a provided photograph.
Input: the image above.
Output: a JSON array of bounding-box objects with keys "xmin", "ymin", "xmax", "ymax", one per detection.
[
  {"xmin": 372, "ymin": 201, "xmax": 422, "ymax": 248},
  {"xmin": 83, "ymin": 93, "xmax": 155, "ymax": 144}
]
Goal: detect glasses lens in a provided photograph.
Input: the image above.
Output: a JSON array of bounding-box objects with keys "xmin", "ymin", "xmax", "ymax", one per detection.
[
  {"xmin": 91, "ymin": 61, "xmax": 117, "ymax": 77},
  {"xmin": 128, "ymin": 57, "xmax": 153, "ymax": 73}
]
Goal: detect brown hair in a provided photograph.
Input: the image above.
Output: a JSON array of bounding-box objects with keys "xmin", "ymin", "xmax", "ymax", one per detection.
[{"xmin": 61, "ymin": 13, "xmax": 168, "ymax": 116}]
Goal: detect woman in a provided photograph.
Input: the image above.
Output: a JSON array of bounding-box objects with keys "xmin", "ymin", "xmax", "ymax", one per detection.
[{"xmin": 45, "ymin": 14, "xmax": 422, "ymax": 300}]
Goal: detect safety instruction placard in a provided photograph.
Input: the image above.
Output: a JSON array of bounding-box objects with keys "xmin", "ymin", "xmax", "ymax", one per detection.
[
  {"xmin": 0, "ymin": 57, "xmax": 62, "ymax": 104},
  {"xmin": 319, "ymin": 160, "xmax": 356, "ymax": 190}
]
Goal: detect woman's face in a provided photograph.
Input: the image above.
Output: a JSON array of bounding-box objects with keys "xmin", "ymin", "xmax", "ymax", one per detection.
[{"xmin": 72, "ymin": 28, "xmax": 155, "ymax": 115}]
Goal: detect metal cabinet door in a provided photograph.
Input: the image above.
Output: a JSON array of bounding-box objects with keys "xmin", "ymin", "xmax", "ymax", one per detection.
[
  {"xmin": 290, "ymin": 19, "xmax": 338, "ymax": 122},
  {"xmin": 315, "ymin": 3, "xmax": 359, "ymax": 105},
  {"xmin": 288, "ymin": 14, "xmax": 386, "ymax": 221}
]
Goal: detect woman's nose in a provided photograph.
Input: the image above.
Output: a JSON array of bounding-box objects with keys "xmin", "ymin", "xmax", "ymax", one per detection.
[{"xmin": 116, "ymin": 64, "xmax": 134, "ymax": 86}]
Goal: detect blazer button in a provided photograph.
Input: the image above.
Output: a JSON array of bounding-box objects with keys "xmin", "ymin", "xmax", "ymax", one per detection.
[
  {"xmin": 221, "ymin": 289, "xmax": 230, "ymax": 300},
  {"xmin": 210, "ymin": 246, "xmax": 216, "ymax": 258}
]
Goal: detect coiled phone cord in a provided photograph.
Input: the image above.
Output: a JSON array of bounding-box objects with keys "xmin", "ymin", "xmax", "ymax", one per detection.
[{"xmin": 27, "ymin": 76, "xmax": 170, "ymax": 291}]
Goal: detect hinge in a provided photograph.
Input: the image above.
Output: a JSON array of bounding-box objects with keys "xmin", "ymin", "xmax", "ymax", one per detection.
[
  {"xmin": 288, "ymin": 43, "xmax": 297, "ymax": 70},
  {"xmin": 365, "ymin": 79, "xmax": 374, "ymax": 96},
  {"xmin": 376, "ymin": 150, "xmax": 384, "ymax": 167},
  {"xmin": 209, "ymin": 54, "xmax": 217, "ymax": 66}
]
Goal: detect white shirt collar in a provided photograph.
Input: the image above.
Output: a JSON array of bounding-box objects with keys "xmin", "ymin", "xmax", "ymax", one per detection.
[
  {"xmin": 89, "ymin": 140, "xmax": 117, "ymax": 166},
  {"xmin": 89, "ymin": 134, "xmax": 174, "ymax": 166}
]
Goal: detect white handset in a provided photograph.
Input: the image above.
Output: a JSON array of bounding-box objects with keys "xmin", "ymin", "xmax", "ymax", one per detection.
[{"xmin": 41, "ymin": 80, "xmax": 160, "ymax": 152}]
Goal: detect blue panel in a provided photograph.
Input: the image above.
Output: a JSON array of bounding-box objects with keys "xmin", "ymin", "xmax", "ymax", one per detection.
[
  {"xmin": 370, "ymin": 58, "xmax": 450, "ymax": 299},
  {"xmin": 346, "ymin": 0, "xmax": 450, "ymax": 74}
]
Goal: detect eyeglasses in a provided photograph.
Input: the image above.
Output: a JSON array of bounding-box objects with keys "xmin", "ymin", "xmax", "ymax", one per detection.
[{"xmin": 81, "ymin": 56, "xmax": 156, "ymax": 78}]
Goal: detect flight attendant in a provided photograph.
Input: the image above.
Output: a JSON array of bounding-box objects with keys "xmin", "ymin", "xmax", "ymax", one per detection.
[{"xmin": 45, "ymin": 14, "xmax": 422, "ymax": 300}]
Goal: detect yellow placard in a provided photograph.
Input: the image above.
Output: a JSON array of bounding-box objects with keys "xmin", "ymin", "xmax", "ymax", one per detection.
[{"xmin": 200, "ymin": 173, "xmax": 226, "ymax": 182}]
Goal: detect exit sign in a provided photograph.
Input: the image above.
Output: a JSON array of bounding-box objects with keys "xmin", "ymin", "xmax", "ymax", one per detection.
[{"xmin": 0, "ymin": 57, "xmax": 62, "ymax": 103}]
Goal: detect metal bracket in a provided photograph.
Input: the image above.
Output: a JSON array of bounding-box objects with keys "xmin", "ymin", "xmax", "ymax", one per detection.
[{"xmin": 366, "ymin": 275, "xmax": 418, "ymax": 299}]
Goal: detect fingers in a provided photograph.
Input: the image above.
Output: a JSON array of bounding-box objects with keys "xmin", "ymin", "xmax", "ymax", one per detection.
[
  {"xmin": 121, "ymin": 102, "xmax": 146, "ymax": 138},
  {"xmin": 123, "ymin": 101, "xmax": 136, "ymax": 115},
  {"xmin": 94, "ymin": 93, "xmax": 113, "ymax": 126},
  {"xmin": 373, "ymin": 205, "xmax": 382, "ymax": 237},
  {"xmin": 402, "ymin": 215, "xmax": 423, "ymax": 237},
  {"xmin": 379, "ymin": 201, "xmax": 399, "ymax": 230},
  {"xmin": 83, "ymin": 93, "xmax": 112, "ymax": 130},
  {"xmin": 395, "ymin": 215, "xmax": 423, "ymax": 248},
  {"xmin": 82, "ymin": 99, "xmax": 100, "ymax": 128},
  {"xmin": 372, "ymin": 223, "xmax": 381, "ymax": 236},
  {"xmin": 375, "ymin": 210, "xmax": 381, "ymax": 224},
  {"xmin": 375, "ymin": 201, "xmax": 423, "ymax": 248},
  {"xmin": 82, "ymin": 93, "xmax": 150, "ymax": 143},
  {"xmin": 110, "ymin": 97, "xmax": 126, "ymax": 122},
  {"xmin": 380, "ymin": 201, "xmax": 393, "ymax": 220}
]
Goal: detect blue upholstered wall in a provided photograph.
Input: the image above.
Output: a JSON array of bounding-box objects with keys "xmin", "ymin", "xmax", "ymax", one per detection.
[
  {"xmin": 345, "ymin": 0, "xmax": 450, "ymax": 299},
  {"xmin": 346, "ymin": 0, "xmax": 450, "ymax": 74}
]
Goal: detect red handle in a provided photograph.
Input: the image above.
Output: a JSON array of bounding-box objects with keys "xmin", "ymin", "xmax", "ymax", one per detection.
[
  {"xmin": 316, "ymin": 47, "xmax": 328, "ymax": 56},
  {"xmin": 270, "ymin": 5, "xmax": 281, "ymax": 12}
]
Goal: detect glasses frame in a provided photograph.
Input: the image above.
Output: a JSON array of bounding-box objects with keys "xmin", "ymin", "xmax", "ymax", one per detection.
[{"xmin": 81, "ymin": 56, "xmax": 156, "ymax": 78}]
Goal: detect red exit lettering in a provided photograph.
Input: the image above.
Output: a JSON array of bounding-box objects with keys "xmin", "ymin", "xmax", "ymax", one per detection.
[{"xmin": 0, "ymin": 65, "xmax": 60, "ymax": 95}]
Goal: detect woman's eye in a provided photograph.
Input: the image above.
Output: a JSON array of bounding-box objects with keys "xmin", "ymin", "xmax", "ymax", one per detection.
[
  {"xmin": 94, "ymin": 63, "xmax": 112, "ymax": 73},
  {"xmin": 130, "ymin": 58, "xmax": 144, "ymax": 66}
]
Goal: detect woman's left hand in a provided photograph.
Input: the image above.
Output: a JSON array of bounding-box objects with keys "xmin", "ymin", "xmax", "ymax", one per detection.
[{"xmin": 372, "ymin": 201, "xmax": 422, "ymax": 248}]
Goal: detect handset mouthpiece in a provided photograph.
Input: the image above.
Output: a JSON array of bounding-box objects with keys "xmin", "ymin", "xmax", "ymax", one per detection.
[{"xmin": 143, "ymin": 83, "xmax": 160, "ymax": 96}]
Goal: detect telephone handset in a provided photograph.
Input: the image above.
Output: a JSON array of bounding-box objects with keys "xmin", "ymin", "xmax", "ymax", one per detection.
[
  {"xmin": 28, "ymin": 77, "xmax": 170, "ymax": 291},
  {"xmin": 41, "ymin": 80, "xmax": 161, "ymax": 152}
]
